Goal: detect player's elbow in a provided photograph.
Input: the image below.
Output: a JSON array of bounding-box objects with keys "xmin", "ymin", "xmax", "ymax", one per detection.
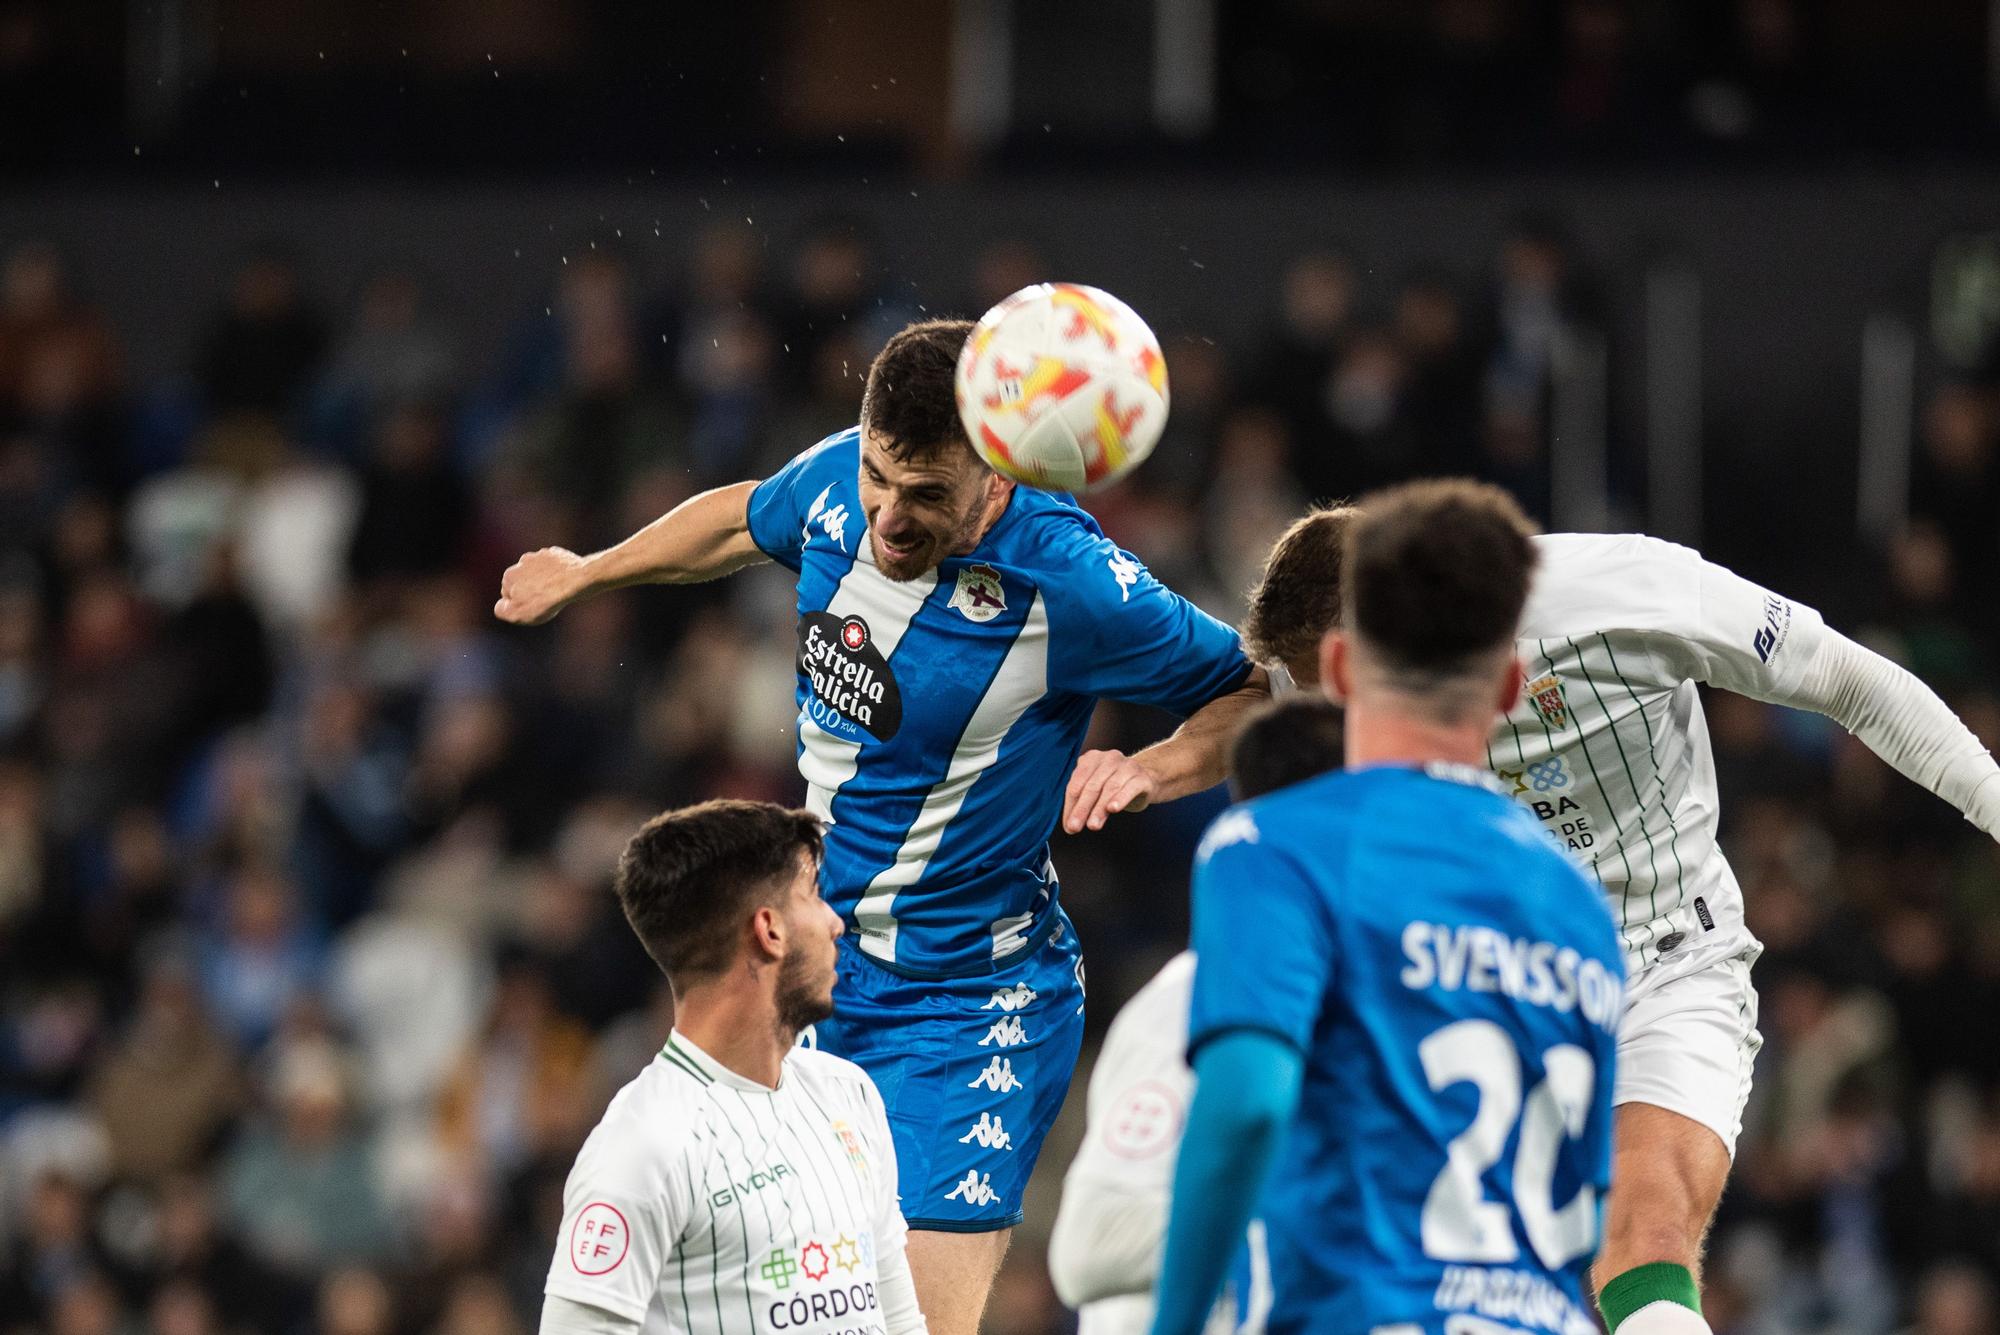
[{"xmin": 1049, "ymin": 1177, "xmax": 1167, "ymax": 1306}]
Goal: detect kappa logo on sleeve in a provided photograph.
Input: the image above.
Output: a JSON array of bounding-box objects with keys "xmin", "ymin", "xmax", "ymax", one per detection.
[
  {"xmin": 804, "ymin": 484, "xmax": 850, "ymax": 552},
  {"xmin": 1107, "ymin": 551, "xmax": 1143, "ymax": 602}
]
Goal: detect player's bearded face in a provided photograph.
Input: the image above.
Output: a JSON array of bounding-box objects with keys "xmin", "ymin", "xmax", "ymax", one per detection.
[
  {"xmin": 774, "ymin": 866, "xmax": 841, "ymax": 1034},
  {"xmin": 859, "ymin": 433, "xmax": 1002, "ymax": 582}
]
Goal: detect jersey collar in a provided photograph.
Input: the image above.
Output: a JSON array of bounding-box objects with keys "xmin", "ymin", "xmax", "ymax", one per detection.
[{"xmin": 661, "ymin": 1030, "xmax": 787, "ymax": 1094}]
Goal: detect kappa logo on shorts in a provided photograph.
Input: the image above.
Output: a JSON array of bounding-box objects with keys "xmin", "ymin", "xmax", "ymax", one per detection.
[
  {"xmin": 979, "ymin": 1016, "xmax": 1029, "ymax": 1048},
  {"xmin": 983, "ymin": 983, "xmax": 1037, "ymax": 1012},
  {"xmin": 944, "ymin": 1170, "xmax": 1001, "ymax": 1207},
  {"xmin": 948, "ymin": 564, "xmax": 1008, "ymax": 623},
  {"xmin": 968, "ymin": 1056, "xmax": 1023, "ymax": 1093},
  {"xmin": 957, "ymin": 1112, "xmax": 1014, "ymax": 1150}
]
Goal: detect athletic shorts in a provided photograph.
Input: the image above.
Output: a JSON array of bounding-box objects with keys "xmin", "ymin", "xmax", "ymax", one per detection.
[
  {"xmin": 1611, "ymin": 941, "xmax": 1763, "ymax": 1158},
  {"xmin": 804, "ymin": 913, "xmax": 1086, "ymax": 1232}
]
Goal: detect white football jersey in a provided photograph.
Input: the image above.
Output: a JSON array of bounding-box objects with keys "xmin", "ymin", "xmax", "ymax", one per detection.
[
  {"xmin": 1494, "ymin": 533, "xmax": 1822, "ymax": 973},
  {"xmin": 545, "ymin": 1034, "xmax": 910, "ymax": 1335},
  {"xmin": 1053, "ymin": 953, "xmax": 1267, "ymax": 1335}
]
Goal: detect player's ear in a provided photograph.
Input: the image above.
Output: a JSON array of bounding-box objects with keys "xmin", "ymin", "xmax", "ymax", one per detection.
[
  {"xmin": 1321, "ymin": 630, "xmax": 1351, "ymax": 705},
  {"xmin": 1495, "ymin": 653, "xmax": 1525, "ymax": 716},
  {"xmin": 749, "ymin": 903, "xmax": 785, "ymax": 962}
]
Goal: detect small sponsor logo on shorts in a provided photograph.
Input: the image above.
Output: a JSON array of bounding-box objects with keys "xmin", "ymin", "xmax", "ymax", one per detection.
[
  {"xmin": 983, "ymin": 983, "xmax": 1037, "ymax": 1012},
  {"xmin": 979, "ymin": 1016, "xmax": 1029, "ymax": 1048},
  {"xmin": 1657, "ymin": 931, "xmax": 1685, "ymax": 954},
  {"xmin": 1694, "ymin": 897, "xmax": 1715, "ymax": 931},
  {"xmin": 968, "ymin": 1056, "xmax": 1022, "ymax": 1093},
  {"xmin": 944, "ymin": 1170, "xmax": 1001, "ymax": 1207},
  {"xmin": 957, "ymin": 1113, "xmax": 1013, "ymax": 1150}
]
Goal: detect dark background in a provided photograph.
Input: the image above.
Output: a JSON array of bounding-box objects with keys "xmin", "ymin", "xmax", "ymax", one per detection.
[{"xmin": 4, "ymin": 4, "xmax": 2000, "ymax": 1335}]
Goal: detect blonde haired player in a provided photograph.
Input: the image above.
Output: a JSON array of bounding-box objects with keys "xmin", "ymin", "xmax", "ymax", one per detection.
[
  {"xmin": 540, "ymin": 800, "xmax": 926, "ymax": 1335},
  {"xmin": 1243, "ymin": 510, "xmax": 2000, "ymax": 1335}
]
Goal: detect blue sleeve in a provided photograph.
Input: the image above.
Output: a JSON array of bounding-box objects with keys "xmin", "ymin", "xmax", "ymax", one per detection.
[
  {"xmin": 1186, "ymin": 808, "xmax": 1336, "ymax": 1059},
  {"xmin": 745, "ymin": 433, "xmax": 850, "ymax": 572},
  {"xmin": 1149, "ymin": 1031, "xmax": 1304, "ymax": 1335},
  {"xmin": 1042, "ymin": 525, "xmax": 1252, "ymax": 714}
]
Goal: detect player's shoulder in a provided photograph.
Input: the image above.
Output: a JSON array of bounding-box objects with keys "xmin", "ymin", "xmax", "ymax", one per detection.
[
  {"xmin": 574, "ymin": 1054, "xmax": 703, "ymax": 1179},
  {"xmin": 1520, "ymin": 531, "xmax": 1706, "ymax": 638},
  {"xmin": 1195, "ymin": 770, "xmax": 1364, "ymax": 867},
  {"xmin": 786, "ymin": 1045, "xmax": 888, "ymax": 1112},
  {"xmin": 1105, "ymin": 950, "xmax": 1196, "ymax": 1048},
  {"xmin": 984, "ymin": 486, "xmax": 1113, "ymax": 576}
]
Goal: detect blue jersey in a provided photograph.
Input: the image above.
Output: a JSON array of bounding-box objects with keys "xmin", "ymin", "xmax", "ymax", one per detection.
[
  {"xmin": 1188, "ymin": 765, "xmax": 1626, "ymax": 1335},
  {"xmin": 747, "ymin": 429, "xmax": 1251, "ymax": 978}
]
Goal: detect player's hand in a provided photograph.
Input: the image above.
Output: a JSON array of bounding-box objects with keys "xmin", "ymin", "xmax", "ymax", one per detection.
[
  {"xmin": 495, "ymin": 547, "xmax": 587, "ymax": 625},
  {"xmin": 1063, "ymin": 749, "xmax": 1156, "ymax": 833}
]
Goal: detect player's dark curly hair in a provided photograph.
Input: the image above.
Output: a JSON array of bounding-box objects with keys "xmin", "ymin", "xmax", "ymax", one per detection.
[
  {"xmin": 615, "ymin": 800, "xmax": 824, "ymax": 987},
  {"xmin": 1229, "ymin": 696, "xmax": 1345, "ymax": 802},
  {"xmin": 861, "ymin": 319, "xmax": 975, "ymax": 462},
  {"xmin": 1343, "ymin": 479, "xmax": 1538, "ymax": 676},
  {"xmin": 1242, "ymin": 504, "xmax": 1361, "ymax": 681}
]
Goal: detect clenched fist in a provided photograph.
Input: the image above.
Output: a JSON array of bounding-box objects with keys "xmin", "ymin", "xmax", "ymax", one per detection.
[{"xmin": 495, "ymin": 547, "xmax": 588, "ymax": 625}]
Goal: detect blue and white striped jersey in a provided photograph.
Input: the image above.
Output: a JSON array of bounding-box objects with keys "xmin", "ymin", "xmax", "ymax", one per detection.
[{"xmin": 747, "ymin": 429, "xmax": 1252, "ymax": 978}]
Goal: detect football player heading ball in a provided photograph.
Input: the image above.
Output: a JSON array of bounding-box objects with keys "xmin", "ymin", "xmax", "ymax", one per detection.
[{"xmin": 498, "ymin": 312, "xmax": 1267, "ymax": 1335}]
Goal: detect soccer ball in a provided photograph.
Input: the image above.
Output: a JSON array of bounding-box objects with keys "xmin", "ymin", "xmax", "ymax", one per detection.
[{"xmin": 954, "ymin": 282, "xmax": 1169, "ymax": 493}]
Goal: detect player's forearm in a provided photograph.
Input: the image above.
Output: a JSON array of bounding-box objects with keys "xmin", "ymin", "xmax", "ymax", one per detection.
[
  {"xmin": 1136, "ymin": 669, "xmax": 1271, "ymax": 803},
  {"xmin": 1049, "ymin": 1182, "xmax": 1167, "ymax": 1306},
  {"xmin": 1782, "ymin": 629, "xmax": 2000, "ymax": 837},
  {"xmin": 875, "ymin": 1238, "xmax": 929, "ymax": 1335},
  {"xmin": 580, "ymin": 481, "xmax": 767, "ymax": 591},
  {"xmin": 538, "ymin": 1296, "xmax": 641, "ymax": 1335},
  {"xmin": 1150, "ymin": 1031, "xmax": 1299, "ymax": 1335}
]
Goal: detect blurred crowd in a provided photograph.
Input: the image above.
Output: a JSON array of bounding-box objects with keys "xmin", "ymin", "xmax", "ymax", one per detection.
[{"xmin": 2, "ymin": 214, "xmax": 2000, "ymax": 1335}]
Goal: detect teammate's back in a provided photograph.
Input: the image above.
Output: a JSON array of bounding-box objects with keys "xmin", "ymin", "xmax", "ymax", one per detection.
[{"xmin": 1195, "ymin": 763, "xmax": 1622, "ymax": 1332}]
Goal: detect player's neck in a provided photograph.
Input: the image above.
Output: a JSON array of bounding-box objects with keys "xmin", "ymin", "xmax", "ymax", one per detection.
[
  {"xmin": 1343, "ymin": 702, "xmax": 1492, "ymax": 771},
  {"xmin": 672, "ymin": 987, "xmax": 791, "ymax": 1090}
]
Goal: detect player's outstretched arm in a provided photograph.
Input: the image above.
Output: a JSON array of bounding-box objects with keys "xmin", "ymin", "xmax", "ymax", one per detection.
[
  {"xmin": 1063, "ymin": 669, "xmax": 1271, "ymax": 833},
  {"xmin": 1662, "ymin": 549, "xmax": 2000, "ymax": 839},
  {"xmin": 495, "ymin": 480, "xmax": 767, "ymax": 625},
  {"xmin": 1149, "ymin": 1031, "xmax": 1301, "ymax": 1335}
]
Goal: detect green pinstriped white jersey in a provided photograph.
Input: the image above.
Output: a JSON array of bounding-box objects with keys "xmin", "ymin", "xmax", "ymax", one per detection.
[
  {"xmin": 545, "ymin": 1034, "xmax": 914, "ymax": 1335},
  {"xmin": 1487, "ymin": 533, "xmax": 1823, "ymax": 974}
]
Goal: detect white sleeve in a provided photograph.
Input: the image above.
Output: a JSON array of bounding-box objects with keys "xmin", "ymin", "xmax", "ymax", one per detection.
[
  {"xmin": 1649, "ymin": 548, "xmax": 2000, "ymax": 840},
  {"xmin": 1766, "ymin": 628, "xmax": 2000, "ymax": 838},
  {"xmin": 539, "ymin": 1295, "xmax": 642, "ymax": 1335},
  {"xmin": 861, "ymin": 1078, "xmax": 928, "ymax": 1335},
  {"xmin": 1048, "ymin": 971, "xmax": 1194, "ymax": 1307},
  {"xmin": 543, "ymin": 1126, "xmax": 684, "ymax": 1324}
]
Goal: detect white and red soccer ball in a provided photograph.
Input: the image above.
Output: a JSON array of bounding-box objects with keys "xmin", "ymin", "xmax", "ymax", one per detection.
[{"xmin": 953, "ymin": 282, "xmax": 1169, "ymax": 493}]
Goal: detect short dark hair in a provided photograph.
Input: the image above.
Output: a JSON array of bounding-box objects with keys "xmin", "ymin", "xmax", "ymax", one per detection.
[
  {"xmin": 1242, "ymin": 504, "xmax": 1360, "ymax": 674},
  {"xmin": 1343, "ymin": 479, "xmax": 1537, "ymax": 676},
  {"xmin": 860, "ymin": 319, "xmax": 976, "ymax": 463},
  {"xmin": 614, "ymin": 800, "xmax": 825, "ymax": 988},
  {"xmin": 1229, "ymin": 697, "xmax": 1345, "ymax": 801}
]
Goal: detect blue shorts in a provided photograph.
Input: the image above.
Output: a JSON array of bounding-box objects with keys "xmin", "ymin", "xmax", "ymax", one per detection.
[{"xmin": 805, "ymin": 914, "xmax": 1086, "ymax": 1232}]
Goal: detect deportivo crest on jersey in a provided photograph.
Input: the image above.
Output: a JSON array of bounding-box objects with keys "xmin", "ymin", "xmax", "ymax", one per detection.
[
  {"xmin": 948, "ymin": 563, "xmax": 1008, "ymax": 623},
  {"xmin": 1525, "ymin": 673, "xmax": 1571, "ymax": 729}
]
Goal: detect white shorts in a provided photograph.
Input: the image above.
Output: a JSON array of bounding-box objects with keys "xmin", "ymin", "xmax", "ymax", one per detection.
[{"xmin": 1611, "ymin": 944, "xmax": 1763, "ymax": 1158}]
